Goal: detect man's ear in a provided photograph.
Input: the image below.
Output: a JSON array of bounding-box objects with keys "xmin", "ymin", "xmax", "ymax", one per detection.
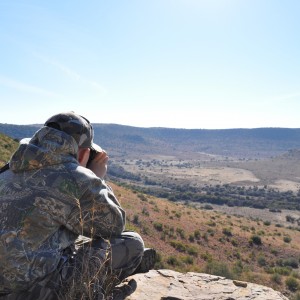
[{"xmin": 78, "ymin": 148, "xmax": 90, "ymax": 167}]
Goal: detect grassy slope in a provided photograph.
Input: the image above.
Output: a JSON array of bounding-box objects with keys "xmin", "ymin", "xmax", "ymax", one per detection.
[
  {"xmin": 111, "ymin": 182, "xmax": 300, "ymax": 298},
  {"xmin": 0, "ymin": 133, "xmax": 18, "ymax": 166}
]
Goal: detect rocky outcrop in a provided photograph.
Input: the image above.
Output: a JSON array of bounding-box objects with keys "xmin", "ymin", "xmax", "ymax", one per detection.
[{"xmin": 115, "ymin": 269, "xmax": 288, "ymax": 300}]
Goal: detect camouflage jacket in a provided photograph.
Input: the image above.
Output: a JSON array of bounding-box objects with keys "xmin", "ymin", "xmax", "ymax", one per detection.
[{"xmin": 0, "ymin": 127, "xmax": 125, "ymax": 293}]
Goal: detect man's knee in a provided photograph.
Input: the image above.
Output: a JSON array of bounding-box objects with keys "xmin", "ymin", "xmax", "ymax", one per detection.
[
  {"xmin": 109, "ymin": 231, "xmax": 144, "ymax": 270},
  {"xmin": 120, "ymin": 231, "xmax": 145, "ymax": 253}
]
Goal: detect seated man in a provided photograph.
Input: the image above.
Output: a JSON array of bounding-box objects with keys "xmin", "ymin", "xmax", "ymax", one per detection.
[{"xmin": 0, "ymin": 112, "xmax": 156, "ymax": 300}]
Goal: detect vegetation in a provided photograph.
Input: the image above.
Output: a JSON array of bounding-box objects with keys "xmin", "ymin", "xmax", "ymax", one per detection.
[
  {"xmin": 113, "ymin": 182, "xmax": 300, "ymax": 299},
  {"xmin": 0, "ymin": 133, "xmax": 18, "ymax": 166},
  {"xmin": 2, "ymin": 130, "xmax": 300, "ymax": 298},
  {"xmin": 114, "ymin": 179, "xmax": 300, "ymax": 211}
]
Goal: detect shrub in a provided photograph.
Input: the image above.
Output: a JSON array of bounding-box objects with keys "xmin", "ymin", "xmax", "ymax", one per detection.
[
  {"xmin": 205, "ymin": 261, "xmax": 233, "ymax": 279},
  {"xmin": 257, "ymin": 255, "xmax": 267, "ymax": 267},
  {"xmin": 282, "ymin": 258, "xmax": 299, "ymax": 269},
  {"xmin": 286, "ymin": 277, "xmax": 299, "ymax": 292},
  {"xmin": 138, "ymin": 193, "xmax": 148, "ymax": 201},
  {"xmin": 182, "ymin": 256, "xmax": 194, "ymax": 265},
  {"xmin": 207, "ymin": 221, "xmax": 216, "ymax": 227},
  {"xmin": 187, "ymin": 246, "xmax": 198, "ymax": 257},
  {"xmin": 142, "ymin": 207, "xmax": 149, "ymax": 216},
  {"xmin": 132, "ymin": 214, "xmax": 139, "ymax": 224},
  {"xmin": 231, "ymin": 239, "xmax": 238, "ymax": 247},
  {"xmin": 167, "ymin": 256, "xmax": 181, "ymax": 267},
  {"xmin": 153, "ymin": 222, "xmax": 163, "ymax": 231},
  {"xmin": 283, "ymin": 236, "xmax": 292, "ymax": 243},
  {"xmin": 174, "ymin": 212, "xmax": 181, "ymax": 219},
  {"xmin": 176, "ymin": 227, "xmax": 186, "ymax": 239},
  {"xmin": 201, "ymin": 251, "xmax": 213, "ymax": 262},
  {"xmin": 188, "ymin": 234, "xmax": 195, "ymax": 242},
  {"xmin": 222, "ymin": 227, "xmax": 233, "ymax": 237},
  {"xmin": 250, "ymin": 235, "xmax": 262, "ymax": 245},
  {"xmin": 271, "ymin": 273, "xmax": 282, "ymax": 284},
  {"xmin": 170, "ymin": 240, "xmax": 187, "ymax": 252},
  {"xmin": 207, "ymin": 228, "xmax": 215, "ymax": 236},
  {"xmin": 273, "ymin": 266, "xmax": 292, "ymax": 276},
  {"xmin": 194, "ymin": 230, "xmax": 201, "ymax": 239}
]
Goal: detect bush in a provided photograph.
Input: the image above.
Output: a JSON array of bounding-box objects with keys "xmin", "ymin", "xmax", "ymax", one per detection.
[
  {"xmin": 282, "ymin": 258, "xmax": 299, "ymax": 269},
  {"xmin": 167, "ymin": 256, "xmax": 181, "ymax": 266},
  {"xmin": 250, "ymin": 235, "xmax": 262, "ymax": 245},
  {"xmin": 132, "ymin": 214, "xmax": 139, "ymax": 224},
  {"xmin": 176, "ymin": 227, "xmax": 186, "ymax": 239},
  {"xmin": 273, "ymin": 266, "xmax": 292, "ymax": 276},
  {"xmin": 182, "ymin": 256, "xmax": 194, "ymax": 265},
  {"xmin": 222, "ymin": 227, "xmax": 233, "ymax": 237},
  {"xmin": 194, "ymin": 230, "xmax": 201, "ymax": 239},
  {"xmin": 142, "ymin": 207, "xmax": 149, "ymax": 216},
  {"xmin": 170, "ymin": 240, "xmax": 187, "ymax": 252},
  {"xmin": 286, "ymin": 277, "xmax": 299, "ymax": 292},
  {"xmin": 271, "ymin": 273, "xmax": 282, "ymax": 284},
  {"xmin": 153, "ymin": 222, "xmax": 163, "ymax": 232},
  {"xmin": 257, "ymin": 255, "xmax": 267, "ymax": 267},
  {"xmin": 205, "ymin": 261, "xmax": 233, "ymax": 279},
  {"xmin": 187, "ymin": 246, "xmax": 198, "ymax": 257},
  {"xmin": 283, "ymin": 236, "xmax": 292, "ymax": 243},
  {"xmin": 188, "ymin": 234, "xmax": 195, "ymax": 242},
  {"xmin": 138, "ymin": 193, "xmax": 148, "ymax": 201}
]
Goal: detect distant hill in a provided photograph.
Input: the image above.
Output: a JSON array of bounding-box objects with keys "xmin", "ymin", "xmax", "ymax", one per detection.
[{"xmin": 1, "ymin": 123, "xmax": 300, "ymax": 159}]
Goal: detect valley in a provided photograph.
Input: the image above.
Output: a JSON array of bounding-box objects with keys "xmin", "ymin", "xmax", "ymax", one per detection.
[{"xmin": 2, "ymin": 125, "xmax": 300, "ymax": 298}]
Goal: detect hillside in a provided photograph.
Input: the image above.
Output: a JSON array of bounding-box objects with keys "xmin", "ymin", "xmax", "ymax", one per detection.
[
  {"xmin": 112, "ymin": 182, "xmax": 300, "ymax": 299},
  {"xmin": 1, "ymin": 133, "xmax": 300, "ymax": 299},
  {"xmin": 2, "ymin": 124, "xmax": 300, "ymax": 211},
  {"xmin": 2, "ymin": 123, "xmax": 300, "ymax": 159}
]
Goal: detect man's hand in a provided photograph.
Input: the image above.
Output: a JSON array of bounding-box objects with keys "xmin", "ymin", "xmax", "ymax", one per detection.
[{"xmin": 87, "ymin": 149, "xmax": 109, "ymax": 179}]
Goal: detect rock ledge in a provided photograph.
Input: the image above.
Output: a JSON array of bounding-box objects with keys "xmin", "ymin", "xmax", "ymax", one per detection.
[{"xmin": 119, "ymin": 269, "xmax": 288, "ymax": 300}]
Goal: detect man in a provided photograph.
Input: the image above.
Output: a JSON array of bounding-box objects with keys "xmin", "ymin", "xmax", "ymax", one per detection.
[{"xmin": 0, "ymin": 112, "xmax": 156, "ymax": 299}]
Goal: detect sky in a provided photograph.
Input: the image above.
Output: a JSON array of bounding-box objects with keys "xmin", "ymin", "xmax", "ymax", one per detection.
[{"xmin": 0, "ymin": 0, "xmax": 300, "ymax": 129}]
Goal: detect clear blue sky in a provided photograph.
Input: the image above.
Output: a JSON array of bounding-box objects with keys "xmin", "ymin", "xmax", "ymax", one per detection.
[{"xmin": 1, "ymin": 0, "xmax": 300, "ymax": 129}]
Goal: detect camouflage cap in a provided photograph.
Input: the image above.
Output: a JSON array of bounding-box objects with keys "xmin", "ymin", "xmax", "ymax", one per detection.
[{"xmin": 44, "ymin": 112, "xmax": 94, "ymax": 148}]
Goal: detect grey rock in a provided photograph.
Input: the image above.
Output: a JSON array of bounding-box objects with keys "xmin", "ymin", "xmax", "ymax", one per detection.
[{"xmin": 115, "ymin": 269, "xmax": 288, "ymax": 300}]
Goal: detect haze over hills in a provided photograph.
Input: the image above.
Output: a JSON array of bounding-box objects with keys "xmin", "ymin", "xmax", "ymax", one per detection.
[
  {"xmin": 2, "ymin": 122, "xmax": 300, "ymax": 203},
  {"xmin": 1, "ymin": 123, "xmax": 300, "ymax": 159},
  {"xmin": 2, "ymin": 122, "xmax": 300, "ymax": 191}
]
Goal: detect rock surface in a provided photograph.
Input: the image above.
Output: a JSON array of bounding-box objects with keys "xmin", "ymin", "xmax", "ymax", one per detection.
[{"xmin": 115, "ymin": 269, "xmax": 288, "ymax": 300}]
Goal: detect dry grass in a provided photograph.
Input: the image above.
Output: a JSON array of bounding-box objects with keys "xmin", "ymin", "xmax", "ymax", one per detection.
[
  {"xmin": 0, "ymin": 133, "xmax": 18, "ymax": 166},
  {"xmin": 59, "ymin": 245, "xmax": 119, "ymax": 300},
  {"xmin": 111, "ymin": 182, "xmax": 300, "ymax": 298},
  {"xmin": 113, "ymin": 153, "xmax": 300, "ymax": 192}
]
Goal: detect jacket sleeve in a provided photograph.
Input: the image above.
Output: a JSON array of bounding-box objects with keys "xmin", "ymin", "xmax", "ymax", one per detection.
[{"xmin": 66, "ymin": 177, "xmax": 126, "ymax": 239}]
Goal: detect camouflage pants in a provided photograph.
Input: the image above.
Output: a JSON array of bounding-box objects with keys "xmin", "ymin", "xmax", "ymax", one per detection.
[{"xmin": 0, "ymin": 231, "xmax": 144, "ymax": 300}]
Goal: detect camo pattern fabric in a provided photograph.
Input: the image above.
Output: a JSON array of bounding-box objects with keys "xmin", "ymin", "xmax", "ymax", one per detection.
[
  {"xmin": 44, "ymin": 112, "xmax": 94, "ymax": 148},
  {"xmin": 0, "ymin": 232, "xmax": 144, "ymax": 300},
  {"xmin": 0, "ymin": 126, "xmax": 127, "ymax": 295}
]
